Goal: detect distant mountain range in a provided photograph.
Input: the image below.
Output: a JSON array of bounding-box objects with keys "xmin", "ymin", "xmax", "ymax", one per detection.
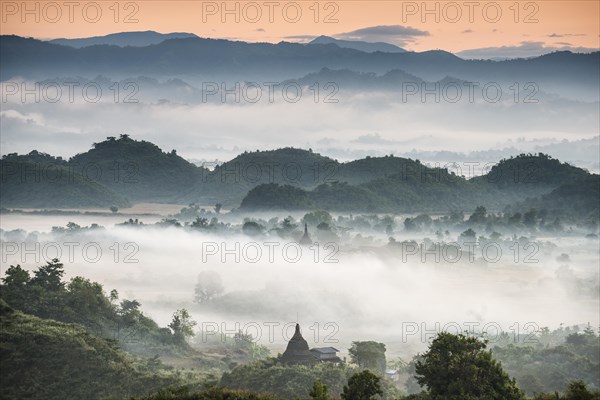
[
  {"xmin": 48, "ymin": 31, "xmax": 198, "ymax": 48},
  {"xmin": 48, "ymin": 31, "xmax": 406, "ymax": 52},
  {"xmin": 308, "ymin": 35, "xmax": 405, "ymax": 53},
  {"xmin": 2, "ymin": 35, "xmax": 598, "ymax": 99},
  {"xmin": 2, "ymin": 136, "xmax": 597, "ymax": 219}
]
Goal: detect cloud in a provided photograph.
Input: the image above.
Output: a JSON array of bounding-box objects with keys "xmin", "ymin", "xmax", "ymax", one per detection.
[
  {"xmin": 352, "ymin": 133, "xmax": 394, "ymax": 145},
  {"xmin": 548, "ymin": 33, "xmax": 586, "ymax": 38},
  {"xmin": 334, "ymin": 25, "xmax": 429, "ymax": 47},
  {"xmin": 255, "ymin": 28, "xmax": 265, "ymax": 32},
  {"xmin": 283, "ymin": 34, "xmax": 318, "ymax": 42},
  {"xmin": 462, "ymin": 29, "xmax": 474, "ymax": 34},
  {"xmin": 456, "ymin": 41, "xmax": 599, "ymax": 60}
]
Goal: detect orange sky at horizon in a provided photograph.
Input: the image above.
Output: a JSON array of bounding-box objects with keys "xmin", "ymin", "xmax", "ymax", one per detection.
[{"xmin": 1, "ymin": 0, "xmax": 599, "ymax": 53}]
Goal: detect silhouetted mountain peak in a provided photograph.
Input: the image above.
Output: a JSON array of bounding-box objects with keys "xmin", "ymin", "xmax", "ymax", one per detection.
[
  {"xmin": 49, "ymin": 30, "xmax": 199, "ymax": 48},
  {"xmin": 308, "ymin": 35, "xmax": 406, "ymax": 53}
]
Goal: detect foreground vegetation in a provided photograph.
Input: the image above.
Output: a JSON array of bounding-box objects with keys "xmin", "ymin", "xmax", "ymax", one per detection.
[{"xmin": 1, "ymin": 259, "xmax": 598, "ymax": 399}]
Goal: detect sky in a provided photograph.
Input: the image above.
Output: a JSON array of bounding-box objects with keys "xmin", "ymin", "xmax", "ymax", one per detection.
[{"xmin": 1, "ymin": 0, "xmax": 599, "ymax": 57}]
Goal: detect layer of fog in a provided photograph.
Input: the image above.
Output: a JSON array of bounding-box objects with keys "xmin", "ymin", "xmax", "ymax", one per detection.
[
  {"xmin": 2, "ymin": 218, "xmax": 598, "ymax": 359},
  {"xmin": 1, "ymin": 80, "xmax": 599, "ymax": 173}
]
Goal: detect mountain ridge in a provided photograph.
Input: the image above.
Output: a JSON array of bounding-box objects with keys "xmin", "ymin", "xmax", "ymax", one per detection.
[
  {"xmin": 3, "ymin": 136, "xmax": 595, "ymax": 214},
  {"xmin": 48, "ymin": 30, "xmax": 198, "ymax": 48},
  {"xmin": 308, "ymin": 35, "xmax": 406, "ymax": 53},
  {"xmin": 2, "ymin": 35, "xmax": 598, "ymax": 94}
]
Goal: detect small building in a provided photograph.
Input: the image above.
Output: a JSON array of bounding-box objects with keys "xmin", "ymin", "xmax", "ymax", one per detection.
[
  {"xmin": 280, "ymin": 324, "xmax": 319, "ymax": 365},
  {"xmin": 280, "ymin": 324, "xmax": 342, "ymax": 365},
  {"xmin": 310, "ymin": 347, "xmax": 342, "ymax": 363}
]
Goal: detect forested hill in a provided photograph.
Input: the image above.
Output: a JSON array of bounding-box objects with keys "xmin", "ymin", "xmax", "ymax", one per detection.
[
  {"xmin": 0, "ymin": 151, "xmax": 130, "ymax": 208},
  {"xmin": 239, "ymin": 154, "xmax": 597, "ymax": 214},
  {"xmin": 0, "ymin": 299, "xmax": 179, "ymax": 400},
  {"xmin": 69, "ymin": 134, "xmax": 206, "ymax": 202},
  {"xmin": 474, "ymin": 153, "xmax": 590, "ymax": 187},
  {"xmin": 2, "ymin": 136, "xmax": 596, "ymax": 214}
]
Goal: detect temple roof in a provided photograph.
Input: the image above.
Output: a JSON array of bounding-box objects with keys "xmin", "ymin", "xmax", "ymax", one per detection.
[
  {"xmin": 280, "ymin": 324, "xmax": 318, "ymax": 364},
  {"xmin": 299, "ymin": 223, "xmax": 312, "ymax": 245}
]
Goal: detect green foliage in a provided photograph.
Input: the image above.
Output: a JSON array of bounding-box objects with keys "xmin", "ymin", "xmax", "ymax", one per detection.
[
  {"xmin": 507, "ymin": 175, "xmax": 600, "ymax": 224},
  {"xmin": 220, "ymin": 359, "xmax": 350, "ymax": 398},
  {"xmin": 415, "ymin": 332, "xmax": 524, "ymax": 400},
  {"xmin": 480, "ymin": 153, "xmax": 589, "ymax": 187},
  {"xmin": 240, "ymin": 183, "xmax": 314, "ymax": 210},
  {"xmin": 0, "ymin": 299, "xmax": 180, "ymax": 400},
  {"xmin": 341, "ymin": 370, "xmax": 383, "ymax": 400},
  {"xmin": 3, "ymin": 142, "xmax": 596, "ymax": 215},
  {"xmin": 348, "ymin": 341, "xmax": 387, "ymax": 373},
  {"xmin": 242, "ymin": 221, "xmax": 265, "ymax": 236},
  {"xmin": 469, "ymin": 206, "xmax": 487, "ymax": 223},
  {"xmin": 302, "ymin": 210, "xmax": 333, "ymax": 227},
  {"xmin": 133, "ymin": 386, "xmax": 283, "ymax": 399},
  {"xmin": 309, "ymin": 182, "xmax": 390, "ymax": 212},
  {"xmin": 531, "ymin": 380, "xmax": 600, "ymax": 400},
  {"xmin": 2, "ymin": 264, "xmax": 30, "ymax": 286},
  {"xmin": 30, "ymin": 258, "xmax": 65, "ymax": 291},
  {"xmin": 309, "ymin": 380, "xmax": 331, "ymax": 400},
  {"xmin": 169, "ymin": 309, "xmax": 197, "ymax": 343},
  {"xmin": 0, "ymin": 260, "xmax": 191, "ymax": 356},
  {"xmin": 492, "ymin": 330, "xmax": 600, "ymax": 395},
  {"xmin": 70, "ymin": 135, "xmax": 204, "ymax": 203},
  {"xmin": 238, "ymin": 153, "xmax": 594, "ymax": 213},
  {"xmin": 563, "ymin": 380, "xmax": 599, "ymax": 400},
  {"xmin": 0, "ymin": 154, "xmax": 130, "ymax": 208}
]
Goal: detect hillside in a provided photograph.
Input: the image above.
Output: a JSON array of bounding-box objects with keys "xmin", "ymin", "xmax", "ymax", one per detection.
[
  {"xmin": 0, "ymin": 152, "xmax": 130, "ymax": 208},
  {"xmin": 506, "ymin": 174, "xmax": 600, "ymax": 222},
  {"xmin": 68, "ymin": 134, "xmax": 205, "ymax": 203},
  {"xmin": 3, "ymin": 139, "xmax": 596, "ymax": 213},
  {"xmin": 0, "ymin": 299, "xmax": 179, "ymax": 400},
  {"xmin": 239, "ymin": 154, "xmax": 595, "ymax": 213},
  {"xmin": 193, "ymin": 147, "xmax": 337, "ymax": 206},
  {"xmin": 475, "ymin": 153, "xmax": 590, "ymax": 188}
]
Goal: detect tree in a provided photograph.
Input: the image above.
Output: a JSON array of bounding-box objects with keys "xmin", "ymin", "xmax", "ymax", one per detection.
[
  {"xmin": 404, "ymin": 218, "xmax": 417, "ymax": 231},
  {"xmin": 309, "ymin": 380, "xmax": 331, "ymax": 400},
  {"xmin": 1, "ymin": 265, "xmax": 32, "ymax": 308},
  {"xmin": 459, "ymin": 228, "xmax": 477, "ymax": 240},
  {"xmin": 30, "ymin": 258, "xmax": 65, "ymax": 291},
  {"xmin": 120, "ymin": 299, "xmax": 141, "ymax": 314},
  {"xmin": 469, "ymin": 206, "xmax": 487, "ymax": 223},
  {"xmin": 523, "ymin": 209, "xmax": 538, "ymax": 228},
  {"xmin": 415, "ymin": 332, "xmax": 524, "ymax": 400},
  {"xmin": 348, "ymin": 341, "xmax": 387, "ymax": 373},
  {"xmin": 2, "ymin": 265, "xmax": 30, "ymax": 286},
  {"xmin": 194, "ymin": 271, "xmax": 224, "ymax": 303},
  {"xmin": 280, "ymin": 217, "xmax": 298, "ymax": 236},
  {"xmin": 191, "ymin": 216, "xmax": 209, "ymax": 229},
  {"xmin": 168, "ymin": 309, "xmax": 197, "ymax": 343},
  {"xmin": 563, "ymin": 380, "xmax": 596, "ymax": 400},
  {"xmin": 303, "ymin": 210, "xmax": 333, "ymax": 227},
  {"xmin": 242, "ymin": 221, "xmax": 264, "ymax": 236},
  {"xmin": 341, "ymin": 370, "xmax": 383, "ymax": 400},
  {"xmin": 109, "ymin": 289, "xmax": 119, "ymax": 303},
  {"xmin": 109, "ymin": 206, "xmax": 119, "ymax": 213},
  {"xmin": 214, "ymin": 203, "xmax": 223, "ymax": 214}
]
